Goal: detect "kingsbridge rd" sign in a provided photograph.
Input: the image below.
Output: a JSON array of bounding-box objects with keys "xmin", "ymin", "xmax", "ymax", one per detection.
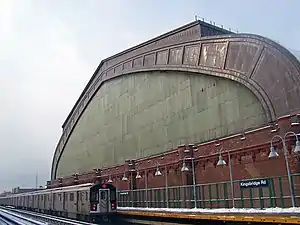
[{"xmin": 239, "ymin": 179, "xmax": 269, "ymax": 188}]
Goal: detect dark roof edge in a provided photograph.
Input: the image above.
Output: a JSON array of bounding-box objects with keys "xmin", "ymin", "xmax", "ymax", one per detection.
[
  {"xmin": 62, "ymin": 20, "xmax": 200, "ymax": 128},
  {"xmin": 62, "ymin": 61, "xmax": 104, "ymax": 128}
]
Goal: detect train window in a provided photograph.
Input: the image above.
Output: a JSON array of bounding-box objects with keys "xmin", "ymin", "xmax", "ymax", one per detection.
[
  {"xmin": 86, "ymin": 192, "xmax": 88, "ymax": 201},
  {"xmin": 69, "ymin": 193, "xmax": 74, "ymax": 201},
  {"xmin": 90, "ymin": 191, "xmax": 98, "ymax": 202},
  {"xmin": 58, "ymin": 194, "xmax": 62, "ymax": 201},
  {"xmin": 110, "ymin": 190, "xmax": 116, "ymax": 201},
  {"xmin": 100, "ymin": 191, "xmax": 106, "ymax": 200}
]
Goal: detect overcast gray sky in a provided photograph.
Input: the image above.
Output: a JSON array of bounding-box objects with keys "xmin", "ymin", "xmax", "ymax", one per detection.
[{"xmin": 0, "ymin": 0, "xmax": 299, "ymax": 192}]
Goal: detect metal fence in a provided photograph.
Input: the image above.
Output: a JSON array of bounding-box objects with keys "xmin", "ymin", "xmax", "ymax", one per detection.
[{"xmin": 117, "ymin": 174, "xmax": 300, "ymax": 209}]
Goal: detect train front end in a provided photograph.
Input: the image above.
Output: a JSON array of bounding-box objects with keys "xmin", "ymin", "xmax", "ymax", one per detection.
[{"xmin": 89, "ymin": 183, "xmax": 118, "ymax": 223}]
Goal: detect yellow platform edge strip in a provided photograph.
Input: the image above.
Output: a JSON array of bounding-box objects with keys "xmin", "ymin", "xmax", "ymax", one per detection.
[{"xmin": 118, "ymin": 211, "xmax": 300, "ymax": 224}]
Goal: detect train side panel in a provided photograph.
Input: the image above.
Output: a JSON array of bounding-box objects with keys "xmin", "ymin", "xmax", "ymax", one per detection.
[
  {"xmin": 53, "ymin": 192, "xmax": 63, "ymax": 214},
  {"xmin": 82, "ymin": 190, "xmax": 90, "ymax": 215},
  {"xmin": 67, "ymin": 190, "xmax": 78, "ymax": 219},
  {"xmin": 77, "ymin": 190, "xmax": 89, "ymax": 216},
  {"xmin": 0, "ymin": 197, "xmax": 7, "ymax": 206},
  {"xmin": 0, "ymin": 183, "xmax": 113, "ymax": 222},
  {"xmin": 41, "ymin": 194, "xmax": 46, "ymax": 212},
  {"xmin": 29, "ymin": 195, "xmax": 33, "ymax": 209},
  {"xmin": 63, "ymin": 191, "xmax": 68, "ymax": 215},
  {"xmin": 33, "ymin": 194, "xmax": 39, "ymax": 211}
]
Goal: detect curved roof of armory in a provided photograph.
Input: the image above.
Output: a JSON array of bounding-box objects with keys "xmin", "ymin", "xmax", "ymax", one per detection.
[{"xmin": 51, "ymin": 20, "xmax": 300, "ymax": 180}]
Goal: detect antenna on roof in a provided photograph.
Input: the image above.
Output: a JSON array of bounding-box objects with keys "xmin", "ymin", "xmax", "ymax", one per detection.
[
  {"xmin": 35, "ymin": 172, "xmax": 38, "ymax": 189},
  {"xmin": 194, "ymin": 14, "xmax": 205, "ymax": 22},
  {"xmin": 194, "ymin": 15, "xmax": 240, "ymax": 33}
]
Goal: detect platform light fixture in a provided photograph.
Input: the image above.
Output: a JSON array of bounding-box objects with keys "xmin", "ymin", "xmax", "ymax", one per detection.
[
  {"xmin": 136, "ymin": 171, "xmax": 142, "ymax": 179},
  {"xmin": 122, "ymin": 172, "xmax": 128, "ymax": 181},
  {"xmin": 295, "ymin": 140, "xmax": 300, "ymax": 154},
  {"xmin": 269, "ymin": 131, "xmax": 300, "ymax": 207},
  {"xmin": 268, "ymin": 146, "xmax": 279, "ymax": 158},
  {"xmin": 107, "ymin": 176, "xmax": 113, "ymax": 183},
  {"xmin": 217, "ymin": 154, "xmax": 226, "ymax": 166},
  {"xmin": 155, "ymin": 166, "xmax": 162, "ymax": 176},
  {"xmin": 181, "ymin": 160, "xmax": 189, "ymax": 172},
  {"xmin": 269, "ymin": 139, "xmax": 300, "ymax": 157}
]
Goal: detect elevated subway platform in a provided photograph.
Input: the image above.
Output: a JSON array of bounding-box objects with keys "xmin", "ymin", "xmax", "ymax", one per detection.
[{"xmin": 117, "ymin": 207, "xmax": 300, "ymax": 224}]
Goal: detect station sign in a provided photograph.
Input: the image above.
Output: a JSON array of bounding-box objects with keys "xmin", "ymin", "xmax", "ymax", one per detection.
[{"xmin": 240, "ymin": 179, "xmax": 269, "ymax": 188}]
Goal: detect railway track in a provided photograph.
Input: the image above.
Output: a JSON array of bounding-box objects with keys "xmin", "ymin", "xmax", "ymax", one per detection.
[
  {"xmin": 0, "ymin": 207, "xmax": 45, "ymax": 224},
  {"xmin": 0, "ymin": 206, "xmax": 97, "ymax": 225}
]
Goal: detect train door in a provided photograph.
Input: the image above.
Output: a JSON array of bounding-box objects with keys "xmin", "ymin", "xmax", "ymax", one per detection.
[
  {"xmin": 69, "ymin": 191, "xmax": 78, "ymax": 218},
  {"xmin": 99, "ymin": 189, "xmax": 110, "ymax": 213},
  {"xmin": 63, "ymin": 192, "xmax": 67, "ymax": 212},
  {"xmin": 52, "ymin": 193, "xmax": 56, "ymax": 211},
  {"xmin": 43, "ymin": 194, "xmax": 46, "ymax": 210},
  {"xmin": 76, "ymin": 191, "xmax": 81, "ymax": 214}
]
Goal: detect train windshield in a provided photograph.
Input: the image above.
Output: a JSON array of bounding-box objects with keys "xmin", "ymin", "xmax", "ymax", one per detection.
[
  {"xmin": 90, "ymin": 183, "xmax": 117, "ymax": 203},
  {"xmin": 110, "ymin": 190, "xmax": 116, "ymax": 201},
  {"xmin": 90, "ymin": 190, "xmax": 99, "ymax": 203}
]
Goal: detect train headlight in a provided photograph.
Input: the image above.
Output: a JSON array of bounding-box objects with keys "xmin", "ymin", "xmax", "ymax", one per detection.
[
  {"xmin": 91, "ymin": 204, "xmax": 97, "ymax": 211},
  {"xmin": 111, "ymin": 202, "xmax": 116, "ymax": 209}
]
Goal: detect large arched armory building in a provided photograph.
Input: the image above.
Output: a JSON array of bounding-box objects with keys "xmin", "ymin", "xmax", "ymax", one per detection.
[{"xmin": 50, "ymin": 20, "xmax": 300, "ymax": 187}]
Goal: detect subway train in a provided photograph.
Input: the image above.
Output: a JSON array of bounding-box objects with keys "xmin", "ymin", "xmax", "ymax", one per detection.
[{"xmin": 0, "ymin": 182, "xmax": 118, "ymax": 223}]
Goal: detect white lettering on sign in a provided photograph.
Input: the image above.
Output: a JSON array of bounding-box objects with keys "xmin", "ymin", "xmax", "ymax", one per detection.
[{"xmin": 240, "ymin": 179, "xmax": 268, "ymax": 188}]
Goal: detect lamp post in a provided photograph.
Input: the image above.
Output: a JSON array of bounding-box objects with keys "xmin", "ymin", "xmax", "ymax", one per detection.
[
  {"xmin": 216, "ymin": 148, "xmax": 235, "ymax": 208},
  {"xmin": 164, "ymin": 165, "xmax": 169, "ymax": 208},
  {"xmin": 130, "ymin": 170, "xmax": 134, "ymax": 207},
  {"xmin": 135, "ymin": 170, "xmax": 149, "ymax": 208},
  {"xmin": 154, "ymin": 164, "xmax": 162, "ymax": 208},
  {"xmin": 181, "ymin": 156, "xmax": 197, "ymax": 208},
  {"xmin": 144, "ymin": 171, "xmax": 148, "ymax": 208},
  {"xmin": 269, "ymin": 131, "xmax": 300, "ymax": 208}
]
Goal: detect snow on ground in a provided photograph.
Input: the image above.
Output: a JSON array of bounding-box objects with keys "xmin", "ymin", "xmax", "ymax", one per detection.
[{"xmin": 118, "ymin": 207, "xmax": 300, "ymax": 214}]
